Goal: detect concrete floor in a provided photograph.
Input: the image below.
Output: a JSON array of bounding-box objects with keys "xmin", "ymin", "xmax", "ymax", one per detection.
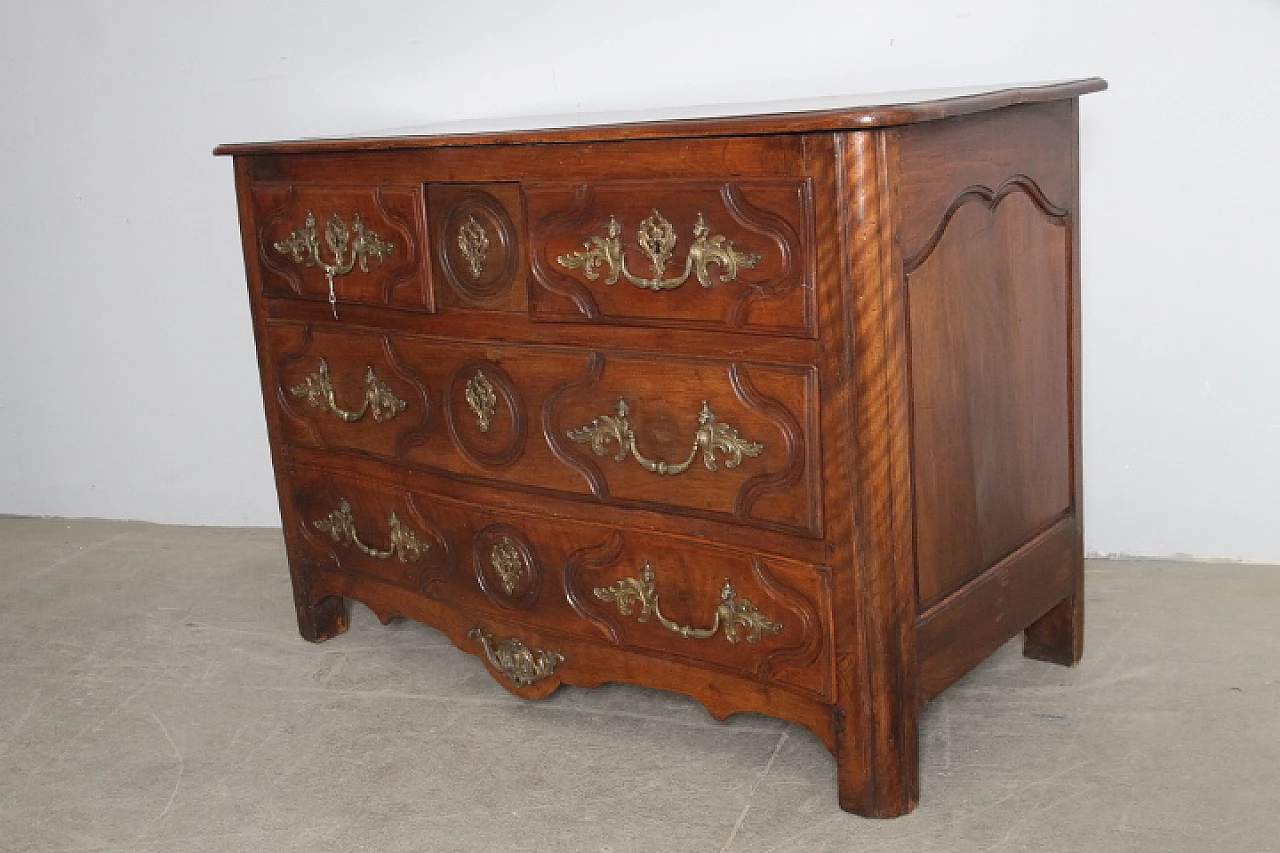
[{"xmin": 0, "ymin": 518, "xmax": 1277, "ymax": 852}]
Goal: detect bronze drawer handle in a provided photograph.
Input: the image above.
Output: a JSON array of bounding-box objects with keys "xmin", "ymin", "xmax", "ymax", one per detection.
[
  {"xmin": 274, "ymin": 210, "xmax": 394, "ymax": 317},
  {"xmin": 594, "ymin": 562, "xmax": 783, "ymax": 644},
  {"xmin": 469, "ymin": 628, "xmax": 564, "ymax": 687},
  {"xmin": 556, "ymin": 209, "xmax": 760, "ymax": 292},
  {"xmin": 290, "ymin": 358, "xmax": 406, "ymax": 423},
  {"xmin": 567, "ymin": 398, "xmax": 763, "ymax": 476},
  {"xmin": 312, "ymin": 499, "xmax": 427, "ymax": 562},
  {"xmin": 275, "ymin": 210, "xmax": 394, "ymax": 279}
]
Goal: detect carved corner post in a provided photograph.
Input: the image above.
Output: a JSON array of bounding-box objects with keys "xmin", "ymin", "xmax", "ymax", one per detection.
[
  {"xmin": 1024, "ymin": 97, "xmax": 1086, "ymax": 667},
  {"xmin": 232, "ymin": 157, "xmax": 348, "ymax": 643},
  {"xmin": 826, "ymin": 130, "xmax": 919, "ymax": 817}
]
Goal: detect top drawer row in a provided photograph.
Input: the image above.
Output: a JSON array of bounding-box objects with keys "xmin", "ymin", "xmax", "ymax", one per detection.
[{"xmin": 250, "ymin": 180, "xmax": 815, "ymax": 337}]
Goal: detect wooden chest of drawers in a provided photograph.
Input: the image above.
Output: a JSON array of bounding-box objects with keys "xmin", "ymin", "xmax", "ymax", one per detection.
[{"xmin": 217, "ymin": 79, "xmax": 1105, "ymax": 816}]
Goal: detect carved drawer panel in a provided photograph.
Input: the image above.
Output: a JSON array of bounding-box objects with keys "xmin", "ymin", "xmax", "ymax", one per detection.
[
  {"xmin": 548, "ymin": 353, "xmax": 821, "ymax": 536},
  {"xmin": 251, "ymin": 184, "xmax": 432, "ymax": 312},
  {"xmin": 527, "ymin": 180, "xmax": 814, "ymax": 335},
  {"xmin": 565, "ymin": 528, "xmax": 833, "ymax": 701},
  {"xmin": 288, "ymin": 465, "xmax": 832, "ymax": 701},
  {"xmin": 426, "ymin": 183, "xmax": 526, "ymax": 312},
  {"xmin": 290, "ymin": 468, "xmax": 451, "ymax": 593},
  {"xmin": 266, "ymin": 322, "xmax": 596, "ymax": 499},
  {"xmin": 266, "ymin": 323, "xmax": 821, "ymax": 535}
]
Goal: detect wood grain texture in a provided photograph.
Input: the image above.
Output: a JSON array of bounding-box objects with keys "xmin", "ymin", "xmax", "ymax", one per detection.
[
  {"xmin": 526, "ymin": 180, "xmax": 814, "ymax": 335},
  {"xmin": 1025, "ymin": 98, "xmax": 1086, "ymax": 667},
  {"xmin": 916, "ymin": 516, "xmax": 1079, "ymax": 699},
  {"xmin": 289, "ymin": 461, "xmax": 836, "ymax": 715},
  {"xmin": 224, "ymin": 84, "xmax": 1101, "ymax": 817},
  {"xmin": 828, "ymin": 129, "xmax": 919, "ymax": 817},
  {"xmin": 265, "ymin": 322, "xmax": 820, "ymax": 535},
  {"xmin": 426, "ymin": 183, "xmax": 526, "ymax": 310},
  {"xmin": 252, "ymin": 184, "xmax": 432, "ymax": 312},
  {"xmin": 905, "ymin": 184, "xmax": 1073, "ymax": 609},
  {"xmin": 215, "ymin": 79, "xmax": 1106, "ymax": 156}
]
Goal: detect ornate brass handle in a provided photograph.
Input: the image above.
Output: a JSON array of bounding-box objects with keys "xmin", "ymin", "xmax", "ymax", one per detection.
[
  {"xmin": 290, "ymin": 358, "xmax": 406, "ymax": 423},
  {"xmin": 594, "ymin": 563, "xmax": 783, "ymax": 644},
  {"xmin": 567, "ymin": 398, "xmax": 763, "ymax": 476},
  {"xmin": 556, "ymin": 209, "xmax": 761, "ymax": 292},
  {"xmin": 274, "ymin": 211, "xmax": 394, "ymax": 279},
  {"xmin": 312, "ymin": 499, "xmax": 426, "ymax": 562},
  {"xmin": 275, "ymin": 211, "xmax": 394, "ymax": 317},
  {"xmin": 469, "ymin": 628, "xmax": 564, "ymax": 687}
]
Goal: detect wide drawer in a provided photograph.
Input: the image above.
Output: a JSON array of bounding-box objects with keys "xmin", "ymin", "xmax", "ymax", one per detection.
[
  {"xmin": 265, "ymin": 322, "xmax": 822, "ymax": 536},
  {"xmin": 527, "ymin": 180, "xmax": 814, "ymax": 335},
  {"xmin": 251, "ymin": 183, "xmax": 432, "ymax": 312},
  {"xmin": 286, "ymin": 465, "xmax": 833, "ymax": 701}
]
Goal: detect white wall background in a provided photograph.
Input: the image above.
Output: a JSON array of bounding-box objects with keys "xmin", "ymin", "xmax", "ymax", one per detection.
[{"xmin": 0, "ymin": 0, "xmax": 1277, "ymax": 561}]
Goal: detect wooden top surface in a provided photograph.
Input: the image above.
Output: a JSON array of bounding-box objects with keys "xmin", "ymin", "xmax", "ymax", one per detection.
[{"xmin": 215, "ymin": 78, "xmax": 1105, "ymax": 156}]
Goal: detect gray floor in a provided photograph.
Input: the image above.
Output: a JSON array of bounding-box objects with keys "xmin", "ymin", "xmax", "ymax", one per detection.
[{"xmin": 1, "ymin": 519, "xmax": 1277, "ymax": 853}]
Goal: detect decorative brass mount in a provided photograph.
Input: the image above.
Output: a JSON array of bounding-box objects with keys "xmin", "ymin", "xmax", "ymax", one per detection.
[
  {"xmin": 567, "ymin": 398, "xmax": 763, "ymax": 476},
  {"xmin": 556, "ymin": 209, "xmax": 761, "ymax": 291},
  {"xmin": 274, "ymin": 211, "xmax": 394, "ymax": 279},
  {"xmin": 490, "ymin": 538, "xmax": 525, "ymax": 596},
  {"xmin": 312, "ymin": 499, "xmax": 427, "ymax": 562},
  {"xmin": 464, "ymin": 371, "xmax": 498, "ymax": 432},
  {"xmin": 457, "ymin": 214, "xmax": 490, "ymax": 278},
  {"xmin": 469, "ymin": 628, "xmax": 563, "ymax": 687},
  {"xmin": 594, "ymin": 563, "xmax": 783, "ymax": 644},
  {"xmin": 290, "ymin": 358, "xmax": 406, "ymax": 423}
]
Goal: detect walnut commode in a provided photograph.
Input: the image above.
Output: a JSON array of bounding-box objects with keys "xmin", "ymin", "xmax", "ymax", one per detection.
[{"xmin": 217, "ymin": 79, "xmax": 1105, "ymax": 816}]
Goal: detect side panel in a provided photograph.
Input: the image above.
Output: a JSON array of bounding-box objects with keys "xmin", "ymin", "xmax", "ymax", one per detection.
[{"xmin": 895, "ymin": 101, "xmax": 1084, "ymax": 696}]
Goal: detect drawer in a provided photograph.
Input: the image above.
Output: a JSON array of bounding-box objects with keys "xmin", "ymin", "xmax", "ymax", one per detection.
[
  {"xmin": 287, "ymin": 465, "xmax": 833, "ymax": 701},
  {"xmin": 527, "ymin": 180, "xmax": 814, "ymax": 335},
  {"xmin": 426, "ymin": 183, "xmax": 526, "ymax": 312},
  {"xmin": 251, "ymin": 184, "xmax": 432, "ymax": 312},
  {"xmin": 266, "ymin": 323, "xmax": 822, "ymax": 535}
]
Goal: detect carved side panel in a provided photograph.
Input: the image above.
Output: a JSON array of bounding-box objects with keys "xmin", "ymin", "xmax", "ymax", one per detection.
[
  {"xmin": 527, "ymin": 180, "xmax": 814, "ymax": 335},
  {"xmin": 903, "ymin": 178, "xmax": 1073, "ymax": 609},
  {"xmin": 252, "ymin": 184, "xmax": 432, "ymax": 312}
]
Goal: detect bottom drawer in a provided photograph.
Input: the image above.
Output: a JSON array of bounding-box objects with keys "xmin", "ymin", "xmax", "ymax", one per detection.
[{"xmin": 285, "ymin": 465, "xmax": 834, "ymax": 702}]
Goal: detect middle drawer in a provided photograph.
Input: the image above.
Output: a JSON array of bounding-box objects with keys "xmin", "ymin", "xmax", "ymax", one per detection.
[{"xmin": 265, "ymin": 322, "xmax": 822, "ymax": 536}]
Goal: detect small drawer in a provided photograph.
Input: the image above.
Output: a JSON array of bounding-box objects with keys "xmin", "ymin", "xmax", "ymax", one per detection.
[
  {"xmin": 526, "ymin": 180, "xmax": 814, "ymax": 335},
  {"xmin": 426, "ymin": 183, "xmax": 526, "ymax": 312},
  {"xmin": 287, "ymin": 465, "xmax": 833, "ymax": 702},
  {"xmin": 251, "ymin": 184, "xmax": 432, "ymax": 312}
]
